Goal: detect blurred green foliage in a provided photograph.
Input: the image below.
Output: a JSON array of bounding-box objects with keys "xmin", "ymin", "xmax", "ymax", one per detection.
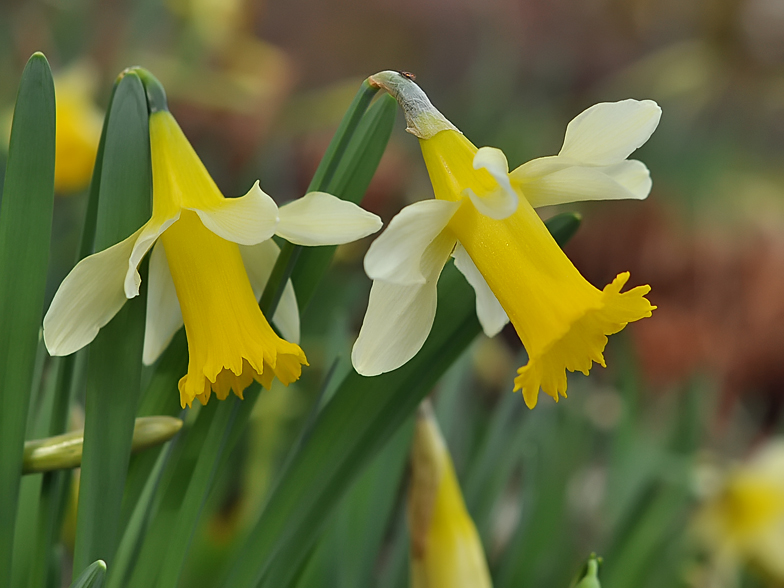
[{"xmin": 3, "ymin": 0, "xmax": 784, "ymax": 587}]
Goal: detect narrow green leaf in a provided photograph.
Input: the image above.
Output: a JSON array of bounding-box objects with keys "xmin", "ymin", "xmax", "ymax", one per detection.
[
  {"xmin": 119, "ymin": 329, "xmax": 187, "ymax": 530},
  {"xmin": 463, "ymin": 388, "xmax": 529, "ymax": 544},
  {"xmin": 11, "ymin": 342, "xmax": 58, "ymax": 588},
  {"xmin": 284, "ymin": 417, "xmax": 414, "ymax": 588},
  {"xmin": 226, "ymin": 261, "xmax": 478, "ymax": 588},
  {"xmin": 547, "ymin": 211, "xmax": 582, "ymax": 247},
  {"xmin": 126, "ymin": 407, "xmax": 216, "ymax": 588},
  {"xmin": 69, "ymin": 560, "xmax": 106, "ymax": 588},
  {"xmin": 224, "ymin": 214, "xmax": 582, "ymax": 588},
  {"xmin": 494, "ymin": 408, "xmax": 589, "ymax": 588},
  {"xmin": 308, "ymin": 79, "xmax": 380, "ymax": 192},
  {"xmin": 29, "ymin": 91, "xmax": 116, "ymax": 585},
  {"xmin": 0, "ymin": 52, "xmax": 55, "ymax": 586},
  {"xmin": 260, "ymin": 80, "xmax": 383, "ymax": 315},
  {"xmin": 600, "ymin": 482, "xmax": 689, "ymax": 588},
  {"xmin": 108, "ymin": 435, "xmax": 177, "ymax": 588},
  {"xmin": 290, "ymin": 93, "xmax": 397, "ymax": 307},
  {"xmin": 72, "ymin": 70, "xmax": 152, "ymax": 576},
  {"xmin": 154, "ymin": 398, "xmax": 240, "ymax": 588},
  {"xmin": 122, "ymin": 78, "xmax": 391, "ymax": 588}
]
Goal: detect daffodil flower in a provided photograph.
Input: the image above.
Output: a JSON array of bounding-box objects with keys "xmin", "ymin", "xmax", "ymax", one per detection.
[
  {"xmin": 52, "ymin": 62, "xmax": 105, "ymax": 194},
  {"xmin": 352, "ymin": 71, "xmax": 659, "ymax": 408},
  {"xmin": 408, "ymin": 401, "xmax": 492, "ymax": 588},
  {"xmin": 694, "ymin": 440, "xmax": 784, "ymax": 582},
  {"xmin": 44, "ymin": 101, "xmax": 382, "ymax": 408}
]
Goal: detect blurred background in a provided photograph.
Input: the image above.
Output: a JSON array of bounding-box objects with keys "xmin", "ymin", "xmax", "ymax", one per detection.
[{"xmin": 3, "ymin": 0, "xmax": 784, "ymax": 586}]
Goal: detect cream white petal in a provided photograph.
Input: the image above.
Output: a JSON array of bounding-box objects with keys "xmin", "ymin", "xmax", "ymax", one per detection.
[
  {"xmin": 517, "ymin": 163, "xmax": 651, "ymax": 208},
  {"xmin": 192, "ymin": 180, "xmax": 279, "ymax": 246},
  {"xmin": 239, "ymin": 239, "xmax": 280, "ymax": 300},
  {"xmin": 142, "ymin": 241, "xmax": 183, "ymax": 365},
  {"xmin": 352, "ymin": 231, "xmax": 456, "ymax": 376},
  {"xmin": 558, "ymin": 99, "xmax": 662, "ymax": 166},
  {"xmin": 465, "ymin": 146, "xmax": 518, "ymax": 220},
  {"xmin": 510, "ymin": 154, "xmax": 576, "ymax": 182},
  {"xmin": 272, "ymin": 280, "xmax": 300, "ymax": 344},
  {"xmin": 364, "ymin": 199, "xmax": 460, "ymax": 285},
  {"xmin": 239, "ymin": 239, "xmax": 300, "ymax": 344},
  {"xmin": 124, "ymin": 214, "xmax": 180, "ymax": 298},
  {"xmin": 44, "ymin": 230, "xmax": 140, "ymax": 356},
  {"xmin": 604, "ymin": 159, "xmax": 653, "ymax": 199},
  {"xmin": 276, "ymin": 191, "xmax": 382, "ymax": 246},
  {"xmin": 452, "ymin": 243, "xmax": 509, "ymax": 337}
]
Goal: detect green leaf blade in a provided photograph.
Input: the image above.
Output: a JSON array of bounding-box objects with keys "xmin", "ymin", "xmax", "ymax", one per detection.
[
  {"xmin": 290, "ymin": 93, "xmax": 397, "ymax": 308},
  {"xmin": 72, "ymin": 71, "xmax": 152, "ymax": 577},
  {"xmin": 0, "ymin": 52, "xmax": 55, "ymax": 586},
  {"xmin": 69, "ymin": 560, "xmax": 107, "ymax": 588},
  {"xmin": 224, "ymin": 214, "xmax": 582, "ymax": 588}
]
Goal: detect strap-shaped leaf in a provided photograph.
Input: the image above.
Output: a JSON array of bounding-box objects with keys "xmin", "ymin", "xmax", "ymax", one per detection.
[
  {"xmin": 28, "ymin": 78, "xmax": 120, "ymax": 588},
  {"xmin": 69, "ymin": 560, "xmax": 106, "ymax": 588},
  {"xmin": 119, "ymin": 77, "xmax": 394, "ymax": 588},
  {"xmin": 72, "ymin": 70, "xmax": 152, "ymax": 577},
  {"xmin": 223, "ymin": 213, "xmax": 582, "ymax": 588},
  {"xmin": 0, "ymin": 52, "xmax": 55, "ymax": 586}
]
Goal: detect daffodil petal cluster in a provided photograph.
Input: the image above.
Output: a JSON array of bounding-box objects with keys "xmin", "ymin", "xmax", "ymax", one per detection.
[
  {"xmin": 44, "ymin": 108, "xmax": 381, "ymax": 408},
  {"xmin": 408, "ymin": 402, "xmax": 492, "ymax": 588},
  {"xmin": 352, "ymin": 71, "xmax": 658, "ymax": 408}
]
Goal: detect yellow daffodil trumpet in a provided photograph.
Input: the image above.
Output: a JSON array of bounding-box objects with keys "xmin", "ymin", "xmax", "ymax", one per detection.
[
  {"xmin": 352, "ymin": 71, "xmax": 658, "ymax": 408},
  {"xmin": 43, "ymin": 69, "xmax": 382, "ymax": 408},
  {"xmin": 408, "ymin": 401, "xmax": 492, "ymax": 588}
]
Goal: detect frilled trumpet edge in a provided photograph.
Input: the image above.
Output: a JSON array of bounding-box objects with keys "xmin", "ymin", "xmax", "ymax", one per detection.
[{"xmin": 513, "ymin": 272, "xmax": 654, "ymax": 408}]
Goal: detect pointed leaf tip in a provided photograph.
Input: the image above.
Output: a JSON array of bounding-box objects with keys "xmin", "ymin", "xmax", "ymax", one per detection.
[{"xmin": 69, "ymin": 559, "xmax": 107, "ymax": 588}]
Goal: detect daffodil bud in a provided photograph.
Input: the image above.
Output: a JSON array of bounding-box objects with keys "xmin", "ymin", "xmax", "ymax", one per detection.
[
  {"xmin": 408, "ymin": 401, "xmax": 492, "ymax": 588},
  {"xmin": 22, "ymin": 416, "xmax": 183, "ymax": 474},
  {"xmin": 574, "ymin": 555, "xmax": 602, "ymax": 588}
]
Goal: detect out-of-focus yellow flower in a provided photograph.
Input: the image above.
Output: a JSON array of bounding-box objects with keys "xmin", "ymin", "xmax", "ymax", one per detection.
[
  {"xmin": 694, "ymin": 440, "xmax": 784, "ymax": 582},
  {"xmin": 408, "ymin": 402, "xmax": 492, "ymax": 588},
  {"xmin": 43, "ymin": 74, "xmax": 382, "ymax": 408},
  {"xmin": 2, "ymin": 62, "xmax": 104, "ymax": 194},
  {"xmin": 167, "ymin": 0, "xmax": 245, "ymax": 49},
  {"xmin": 53, "ymin": 63, "xmax": 104, "ymax": 194},
  {"xmin": 353, "ymin": 71, "xmax": 659, "ymax": 408}
]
